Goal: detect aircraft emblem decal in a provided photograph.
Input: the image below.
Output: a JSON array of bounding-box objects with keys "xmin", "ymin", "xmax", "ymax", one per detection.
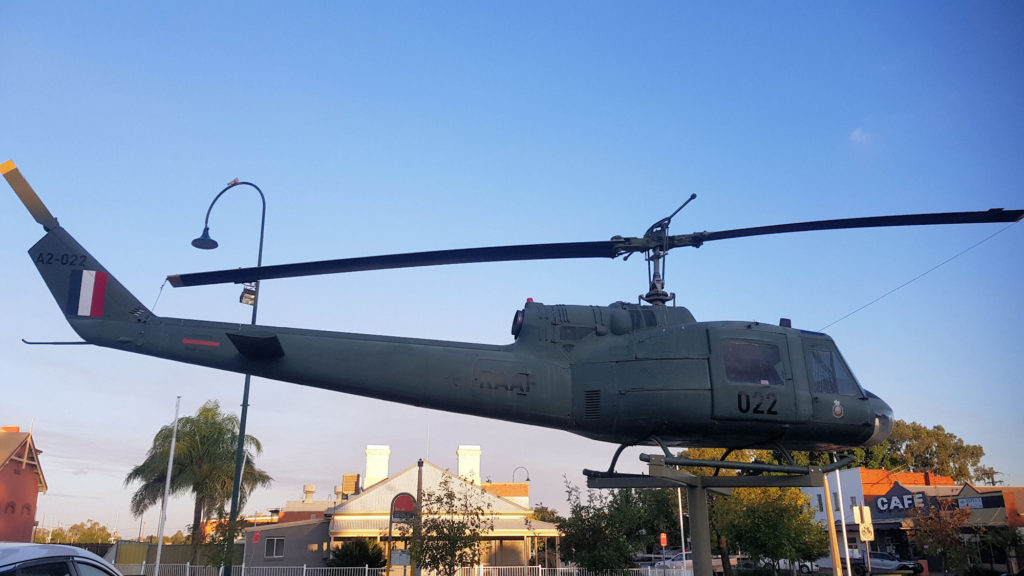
[
  {"xmin": 68, "ymin": 270, "xmax": 108, "ymax": 317},
  {"xmin": 832, "ymin": 399, "xmax": 844, "ymax": 419}
]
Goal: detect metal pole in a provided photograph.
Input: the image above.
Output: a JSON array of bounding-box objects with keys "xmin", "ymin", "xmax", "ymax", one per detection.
[
  {"xmin": 835, "ymin": 468, "xmax": 853, "ymax": 576},
  {"xmin": 678, "ymin": 487, "xmax": 689, "ymax": 576},
  {"xmin": 196, "ymin": 182, "xmax": 265, "ymax": 576},
  {"xmin": 823, "ymin": 474, "xmax": 843, "ymax": 576},
  {"xmin": 687, "ymin": 485, "xmax": 713, "ymax": 576},
  {"xmin": 414, "ymin": 459, "xmax": 423, "ymax": 576},
  {"xmin": 154, "ymin": 396, "xmax": 182, "ymax": 576}
]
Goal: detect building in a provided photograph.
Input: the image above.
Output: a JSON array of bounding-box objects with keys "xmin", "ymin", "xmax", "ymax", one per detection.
[
  {"xmin": 802, "ymin": 468, "xmax": 1024, "ymax": 574},
  {"xmin": 804, "ymin": 468, "xmax": 957, "ymax": 558},
  {"xmin": 0, "ymin": 425, "xmax": 48, "ymax": 542},
  {"xmin": 201, "ymin": 473, "xmax": 363, "ymax": 540},
  {"xmin": 241, "ymin": 445, "xmax": 559, "ymax": 568}
]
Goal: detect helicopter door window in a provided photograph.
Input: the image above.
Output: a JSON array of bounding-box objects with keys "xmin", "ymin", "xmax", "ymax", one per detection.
[
  {"xmin": 807, "ymin": 347, "xmax": 860, "ymax": 396},
  {"xmin": 723, "ymin": 340, "xmax": 785, "ymax": 386}
]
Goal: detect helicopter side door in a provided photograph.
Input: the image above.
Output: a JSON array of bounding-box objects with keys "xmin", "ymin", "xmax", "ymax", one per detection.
[{"xmin": 709, "ymin": 327, "xmax": 798, "ymax": 423}]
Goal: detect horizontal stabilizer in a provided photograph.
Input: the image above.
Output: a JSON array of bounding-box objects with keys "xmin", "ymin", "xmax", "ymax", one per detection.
[{"xmin": 226, "ymin": 331, "xmax": 285, "ymax": 358}]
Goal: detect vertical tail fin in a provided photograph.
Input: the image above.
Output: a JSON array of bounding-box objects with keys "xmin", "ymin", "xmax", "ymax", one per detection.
[
  {"xmin": 28, "ymin": 227, "xmax": 153, "ymax": 324},
  {"xmin": 5, "ymin": 161, "xmax": 153, "ymax": 328}
]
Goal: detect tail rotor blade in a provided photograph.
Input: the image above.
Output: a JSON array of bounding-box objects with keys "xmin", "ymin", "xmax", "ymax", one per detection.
[{"xmin": 2, "ymin": 160, "xmax": 59, "ymax": 231}]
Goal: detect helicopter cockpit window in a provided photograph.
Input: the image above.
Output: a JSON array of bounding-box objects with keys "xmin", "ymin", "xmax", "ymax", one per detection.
[
  {"xmin": 723, "ymin": 340, "xmax": 785, "ymax": 386},
  {"xmin": 807, "ymin": 346, "xmax": 861, "ymax": 396}
]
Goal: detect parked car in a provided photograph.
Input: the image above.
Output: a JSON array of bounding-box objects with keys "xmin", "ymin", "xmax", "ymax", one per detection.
[
  {"xmin": 741, "ymin": 557, "xmax": 815, "ymax": 573},
  {"xmin": 0, "ymin": 543, "xmax": 124, "ymax": 576},
  {"xmin": 656, "ymin": 550, "xmax": 692, "ymax": 568},
  {"xmin": 777, "ymin": 559, "xmax": 816, "ymax": 573},
  {"xmin": 858, "ymin": 552, "xmax": 923, "ymax": 574},
  {"xmin": 654, "ymin": 551, "xmax": 732, "ymax": 574}
]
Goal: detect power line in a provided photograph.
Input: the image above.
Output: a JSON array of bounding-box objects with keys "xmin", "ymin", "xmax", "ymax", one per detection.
[{"xmin": 819, "ymin": 223, "xmax": 1018, "ymax": 331}]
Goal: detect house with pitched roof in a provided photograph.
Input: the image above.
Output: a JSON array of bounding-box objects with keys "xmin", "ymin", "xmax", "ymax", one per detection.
[
  {"xmin": 241, "ymin": 445, "xmax": 559, "ymax": 568},
  {"xmin": 0, "ymin": 425, "xmax": 48, "ymax": 542}
]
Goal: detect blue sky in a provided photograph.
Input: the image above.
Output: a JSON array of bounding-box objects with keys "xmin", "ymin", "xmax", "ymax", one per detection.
[{"xmin": 2, "ymin": 2, "xmax": 1021, "ymax": 537}]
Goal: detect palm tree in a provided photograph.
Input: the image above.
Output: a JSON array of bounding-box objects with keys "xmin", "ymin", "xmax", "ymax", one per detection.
[{"xmin": 125, "ymin": 400, "xmax": 272, "ymax": 563}]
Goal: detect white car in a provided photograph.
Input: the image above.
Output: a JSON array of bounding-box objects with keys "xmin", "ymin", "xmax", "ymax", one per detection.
[
  {"xmin": 861, "ymin": 552, "xmax": 923, "ymax": 574},
  {"xmin": 654, "ymin": 551, "xmax": 729, "ymax": 573},
  {"xmin": 655, "ymin": 550, "xmax": 692, "ymax": 568},
  {"xmin": 0, "ymin": 543, "xmax": 124, "ymax": 576}
]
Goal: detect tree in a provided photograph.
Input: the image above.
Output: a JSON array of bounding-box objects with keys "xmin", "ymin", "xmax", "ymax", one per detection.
[
  {"xmin": 528, "ymin": 504, "xmax": 561, "ymax": 567},
  {"xmin": 977, "ymin": 526, "xmax": 1022, "ymax": 573},
  {"xmin": 124, "ymin": 400, "xmax": 272, "ymax": 564},
  {"xmin": 908, "ymin": 499, "xmax": 971, "ymax": 576},
  {"xmin": 70, "ymin": 520, "xmax": 114, "ymax": 543},
  {"xmin": 326, "ymin": 539, "xmax": 386, "ymax": 568},
  {"xmin": 972, "ymin": 466, "xmax": 1002, "ymax": 486},
  {"xmin": 557, "ymin": 482, "xmax": 644, "ymax": 570},
  {"xmin": 202, "ymin": 513, "xmax": 245, "ymax": 568},
  {"xmin": 884, "ymin": 421, "xmax": 985, "ymax": 483},
  {"xmin": 530, "ymin": 504, "xmax": 560, "ymax": 523},
  {"xmin": 716, "ymin": 487, "xmax": 828, "ymax": 570},
  {"xmin": 679, "ymin": 447, "xmax": 771, "ymax": 576},
  {"xmin": 38, "ymin": 520, "xmax": 113, "ymax": 543},
  {"xmin": 406, "ymin": 474, "xmax": 494, "ymax": 576},
  {"xmin": 783, "ymin": 420, "xmax": 989, "ymax": 483},
  {"xmin": 635, "ymin": 488, "xmax": 683, "ymax": 553}
]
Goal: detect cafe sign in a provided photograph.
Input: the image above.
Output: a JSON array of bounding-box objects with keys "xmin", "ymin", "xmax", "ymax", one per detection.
[{"xmin": 869, "ymin": 483, "xmax": 925, "ymax": 520}]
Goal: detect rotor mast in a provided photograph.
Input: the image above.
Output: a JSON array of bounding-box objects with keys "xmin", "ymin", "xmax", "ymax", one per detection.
[{"xmin": 641, "ymin": 193, "xmax": 697, "ymax": 306}]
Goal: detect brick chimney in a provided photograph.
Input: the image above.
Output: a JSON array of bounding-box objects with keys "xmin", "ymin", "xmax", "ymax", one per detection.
[
  {"xmin": 364, "ymin": 445, "xmax": 391, "ymax": 489},
  {"xmin": 341, "ymin": 473, "xmax": 361, "ymax": 496},
  {"xmin": 457, "ymin": 445, "xmax": 482, "ymax": 485}
]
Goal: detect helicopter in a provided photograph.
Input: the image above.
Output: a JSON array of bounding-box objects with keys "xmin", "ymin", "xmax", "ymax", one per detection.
[{"xmin": 5, "ymin": 160, "xmax": 1022, "ymax": 459}]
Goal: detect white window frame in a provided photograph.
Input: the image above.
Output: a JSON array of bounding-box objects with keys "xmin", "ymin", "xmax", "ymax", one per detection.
[{"xmin": 265, "ymin": 537, "xmax": 285, "ymax": 559}]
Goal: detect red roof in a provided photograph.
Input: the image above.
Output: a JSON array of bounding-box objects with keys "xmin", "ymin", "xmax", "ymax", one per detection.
[{"xmin": 860, "ymin": 468, "xmax": 954, "ymax": 497}]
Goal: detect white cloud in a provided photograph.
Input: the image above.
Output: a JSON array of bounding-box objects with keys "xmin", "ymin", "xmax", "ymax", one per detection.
[{"xmin": 850, "ymin": 127, "xmax": 872, "ymax": 145}]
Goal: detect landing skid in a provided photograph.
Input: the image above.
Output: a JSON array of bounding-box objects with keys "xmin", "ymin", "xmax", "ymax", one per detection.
[{"xmin": 583, "ymin": 439, "xmax": 854, "ymax": 490}]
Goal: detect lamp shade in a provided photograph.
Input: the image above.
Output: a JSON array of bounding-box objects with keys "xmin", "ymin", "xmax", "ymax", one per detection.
[{"xmin": 191, "ymin": 227, "xmax": 218, "ymax": 250}]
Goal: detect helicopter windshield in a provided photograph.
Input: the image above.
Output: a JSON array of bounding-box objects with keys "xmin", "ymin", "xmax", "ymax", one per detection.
[{"xmin": 806, "ymin": 343, "xmax": 862, "ymax": 396}]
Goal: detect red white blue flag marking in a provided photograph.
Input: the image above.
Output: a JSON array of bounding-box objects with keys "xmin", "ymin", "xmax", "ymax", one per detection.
[{"xmin": 68, "ymin": 270, "xmax": 109, "ymax": 317}]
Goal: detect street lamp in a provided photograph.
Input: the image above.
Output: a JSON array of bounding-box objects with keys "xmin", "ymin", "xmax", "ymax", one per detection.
[
  {"xmin": 512, "ymin": 466, "xmax": 530, "ymax": 482},
  {"xmin": 191, "ymin": 179, "xmax": 266, "ymax": 576}
]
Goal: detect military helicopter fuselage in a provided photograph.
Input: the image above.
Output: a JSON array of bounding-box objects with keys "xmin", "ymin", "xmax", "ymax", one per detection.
[
  {"xmin": 8, "ymin": 160, "xmax": 1019, "ymax": 455},
  {"xmin": 37, "ymin": 225, "xmax": 889, "ymax": 453}
]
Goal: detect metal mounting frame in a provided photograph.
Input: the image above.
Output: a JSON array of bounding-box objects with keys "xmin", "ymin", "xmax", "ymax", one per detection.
[{"xmin": 582, "ymin": 453, "xmax": 855, "ymax": 576}]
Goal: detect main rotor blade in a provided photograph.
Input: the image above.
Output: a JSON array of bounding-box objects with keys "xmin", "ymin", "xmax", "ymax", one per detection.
[
  {"xmin": 168, "ymin": 208, "xmax": 1023, "ymax": 288},
  {"xmin": 168, "ymin": 240, "xmax": 623, "ymax": 287},
  {"xmin": 671, "ymin": 209, "xmax": 1024, "ymax": 248}
]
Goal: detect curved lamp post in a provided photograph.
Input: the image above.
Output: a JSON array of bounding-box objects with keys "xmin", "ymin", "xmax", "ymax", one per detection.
[
  {"xmin": 191, "ymin": 180, "xmax": 265, "ymax": 576},
  {"xmin": 512, "ymin": 466, "xmax": 530, "ymax": 483}
]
